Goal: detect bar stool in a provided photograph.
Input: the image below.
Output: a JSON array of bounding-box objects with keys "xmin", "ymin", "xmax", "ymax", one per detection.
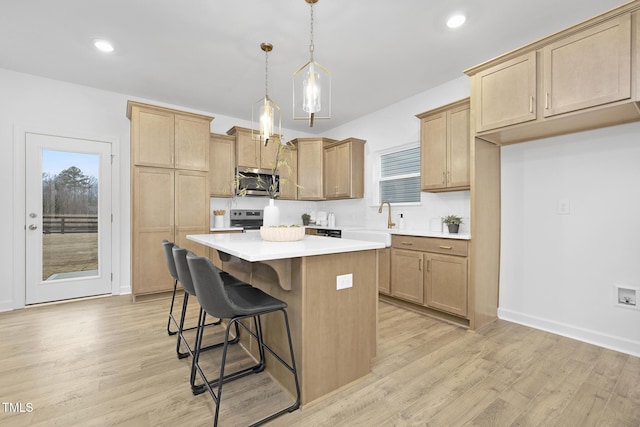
[
  {"xmin": 172, "ymin": 245, "xmax": 248, "ymax": 393},
  {"xmin": 186, "ymin": 252, "xmax": 301, "ymax": 426},
  {"xmin": 162, "ymin": 241, "xmax": 236, "ymax": 358}
]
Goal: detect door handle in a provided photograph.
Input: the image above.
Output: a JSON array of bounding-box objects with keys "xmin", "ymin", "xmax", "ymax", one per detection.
[{"xmin": 28, "ymin": 224, "xmax": 38, "ymax": 230}]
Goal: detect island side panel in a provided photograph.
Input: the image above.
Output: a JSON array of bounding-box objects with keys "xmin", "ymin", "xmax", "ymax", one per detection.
[{"xmin": 301, "ymin": 250, "xmax": 378, "ymax": 404}]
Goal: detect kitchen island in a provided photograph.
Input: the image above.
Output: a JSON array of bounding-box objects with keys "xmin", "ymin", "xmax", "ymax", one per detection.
[{"xmin": 187, "ymin": 232, "xmax": 385, "ymax": 406}]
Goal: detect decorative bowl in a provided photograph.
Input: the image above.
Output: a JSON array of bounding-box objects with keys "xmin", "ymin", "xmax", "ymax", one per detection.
[{"xmin": 260, "ymin": 226, "xmax": 305, "ymax": 242}]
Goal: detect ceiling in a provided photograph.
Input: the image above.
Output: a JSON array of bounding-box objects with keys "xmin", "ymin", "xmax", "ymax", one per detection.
[{"xmin": 0, "ymin": 0, "xmax": 627, "ymax": 135}]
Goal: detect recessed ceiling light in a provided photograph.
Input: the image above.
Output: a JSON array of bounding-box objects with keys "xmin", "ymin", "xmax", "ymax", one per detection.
[
  {"xmin": 94, "ymin": 39, "xmax": 114, "ymax": 53},
  {"xmin": 447, "ymin": 14, "xmax": 466, "ymax": 29}
]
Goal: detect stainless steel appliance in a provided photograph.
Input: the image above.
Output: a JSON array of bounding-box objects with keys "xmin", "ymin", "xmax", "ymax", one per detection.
[
  {"xmin": 230, "ymin": 209, "xmax": 264, "ymax": 230},
  {"xmin": 315, "ymin": 228, "xmax": 342, "ymax": 238},
  {"xmin": 235, "ymin": 168, "xmax": 279, "ymax": 197}
]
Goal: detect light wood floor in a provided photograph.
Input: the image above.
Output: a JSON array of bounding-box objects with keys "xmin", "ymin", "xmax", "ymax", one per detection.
[{"xmin": 1, "ymin": 295, "xmax": 639, "ymax": 426}]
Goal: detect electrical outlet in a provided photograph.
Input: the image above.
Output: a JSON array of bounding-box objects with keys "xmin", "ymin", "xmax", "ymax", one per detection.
[
  {"xmin": 336, "ymin": 273, "xmax": 353, "ymax": 290},
  {"xmin": 557, "ymin": 199, "xmax": 571, "ymax": 215}
]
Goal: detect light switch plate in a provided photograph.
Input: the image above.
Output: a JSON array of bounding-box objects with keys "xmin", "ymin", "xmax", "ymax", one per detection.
[{"xmin": 336, "ymin": 273, "xmax": 353, "ymax": 290}]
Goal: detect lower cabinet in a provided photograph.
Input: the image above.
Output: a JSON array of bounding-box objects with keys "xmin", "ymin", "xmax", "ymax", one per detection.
[
  {"xmin": 377, "ymin": 247, "xmax": 391, "ymax": 295},
  {"xmin": 390, "ymin": 249, "xmax": 424, "ymax": 304},
  {"xmin": 425, "ymin": 253, "xmax": 468, "ymax": 317},
  {"xmin": 389, "ymin": 235, "xmax": 468, "ymax": 319}
]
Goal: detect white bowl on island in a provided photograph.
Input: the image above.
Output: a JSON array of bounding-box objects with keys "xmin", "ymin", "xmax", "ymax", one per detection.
[{"xmin": 260, "ymin": 226, "xmax": 306, "ymax": 242}]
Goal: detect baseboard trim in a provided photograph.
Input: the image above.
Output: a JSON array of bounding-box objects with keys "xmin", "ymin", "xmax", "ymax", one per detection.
[{"xmin": 498, "ymin": 308, "xmax": 640, "ymax": 357}]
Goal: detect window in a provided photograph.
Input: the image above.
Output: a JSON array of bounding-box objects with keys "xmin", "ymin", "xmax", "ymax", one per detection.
[{"xmin": 378, "ymin": 145, "xmax": 420, "ymax": 204}]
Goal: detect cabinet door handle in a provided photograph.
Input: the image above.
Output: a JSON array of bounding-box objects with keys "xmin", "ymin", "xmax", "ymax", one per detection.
[
  {"xmin": 545, "ymin": 92, "xmax": 550, "ymax": 109},
  {"xmin": 439, "ymin": 245, "xmax": 452, "ymax": 250},
  {"xmin": 447, "ymin": 171, "xmax": 450, "ymax": 184},
  {"xmin": 419, "ymin": 258, "xmax": 422, "ymax": 271},
  {"xmin": 529, "ymin": 96, "xmax": 534, "ymax": 113},
  {"xmin": 401, "ymin": 241, "xmax": 413, "ymax": 246},
  {"xmin": 427, "ymin": 259, "xmax": 431, "ymax": 272}
]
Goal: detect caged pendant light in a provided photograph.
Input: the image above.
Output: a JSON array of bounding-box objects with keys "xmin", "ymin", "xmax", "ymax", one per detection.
[
  {"xmin": 293, "ymin": 0, "xmax": 331, "ymax": 127},
  {"xmin": 252, "ymin": 42, "xmax": 281, "ymax": 146}
]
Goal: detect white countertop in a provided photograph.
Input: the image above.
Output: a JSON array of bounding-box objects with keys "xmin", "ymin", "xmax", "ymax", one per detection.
[
  {"xmin": 187, "ymin": 232, "xmax": 385, "ymax": 262},
  {"xmin": 209, "ymin": 227, "xmax": 244, "ymax": 232}
]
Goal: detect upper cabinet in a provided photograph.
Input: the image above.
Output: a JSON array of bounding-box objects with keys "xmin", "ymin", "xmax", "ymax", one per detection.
[
  {"xmin": 209, "ymin": 133, "xmax": 235, "ymax": 197},
  {"xmin": 542, "ymin": 15, "xmax": 631, "ymax": 118},
  {"xmin": 278, "ymin": 144, "xmax": 298, "ymax": 200},
  {"xmin": 292, "ymin": 138, "xmax": 333, "ymax": 201},
  {"xmin": 127, "ymin": 101, "xmax": 213, "ymax": 171},
  {"xmin": 474, "ymin": 53, "xmax": 537, "ymax": 133},
  {"xmin": 417, "ymin": 98, "xmax": 470, "ymax": 192},
  {"xmin": 465, "ymin": 5, "xmax": 640, "ymax": 145},
  {"xmin": 228, "ymin": 126, "xmax": 280, "ymax": 170},
  {"xmin": 324, "ymin": 138, "xmax": 365, "ymax": 199}
]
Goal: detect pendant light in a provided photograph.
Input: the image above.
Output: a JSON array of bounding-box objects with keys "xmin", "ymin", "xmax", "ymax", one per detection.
[
  {"xmin": 252, "ymin": 42, "xmax": 281, "ymax": 146},
  {"xmin": 293, "ymin": 0, "xmax": 331, "ymax": 127}
]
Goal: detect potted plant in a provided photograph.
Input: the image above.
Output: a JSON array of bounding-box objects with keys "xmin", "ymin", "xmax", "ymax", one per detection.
[
  {"xmin": 442, "ymin": 214, "xmax": 463, "ymax": 234},
  {"xmin": 301, "ymin": 213, "xmax": 311, "ymax": 226}
]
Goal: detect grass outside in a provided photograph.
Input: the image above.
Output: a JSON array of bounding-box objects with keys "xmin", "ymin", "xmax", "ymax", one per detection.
[{"xmin": 42, "ymin": 233, "xmax": 98, "ymax": 280}]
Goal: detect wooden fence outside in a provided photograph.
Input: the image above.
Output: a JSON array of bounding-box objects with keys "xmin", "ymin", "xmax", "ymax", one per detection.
[{"xmin": 43, "ymin": 215, "xmax": 98, "ymax": 234}]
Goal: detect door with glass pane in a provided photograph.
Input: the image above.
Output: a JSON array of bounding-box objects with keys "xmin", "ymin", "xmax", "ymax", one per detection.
[{"xmin": 25, "ymin": 132, "xmax": 112, "ymax": 304}]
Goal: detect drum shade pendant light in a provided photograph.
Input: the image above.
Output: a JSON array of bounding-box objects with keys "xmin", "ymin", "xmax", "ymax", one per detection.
[
  {"xmin": 293, "ymin": 0, "xmax": 331, "ymax": 127},
  {"xmin": 252, "ymin": 43, "xmax": 281, "ymax": 146}
]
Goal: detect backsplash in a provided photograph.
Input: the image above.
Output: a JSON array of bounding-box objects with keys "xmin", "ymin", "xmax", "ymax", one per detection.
[{"xmin": 210, "ymin": 190, "xmax": 470, "ymax": 233}]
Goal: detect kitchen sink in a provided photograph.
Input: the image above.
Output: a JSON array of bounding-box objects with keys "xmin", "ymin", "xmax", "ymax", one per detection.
[{"xmin": 342, "ymin": 229, "xmax": 392, "ymax": 247}]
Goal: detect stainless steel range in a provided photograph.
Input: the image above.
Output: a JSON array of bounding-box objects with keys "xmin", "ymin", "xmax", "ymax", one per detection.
[{"xmin": 230, "ymin": 209, "xmax": 263, "ymax": 230}]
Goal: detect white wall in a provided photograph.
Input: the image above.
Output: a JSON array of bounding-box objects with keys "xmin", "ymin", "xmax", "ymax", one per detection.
[{"xmin": 500, "ymin": 122, "xmax": 640, "ymax": 356}]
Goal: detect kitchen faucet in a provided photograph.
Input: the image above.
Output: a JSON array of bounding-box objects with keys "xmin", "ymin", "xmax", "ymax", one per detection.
[{"xmin": 378, "ymin": 201, "xmax": 396, "ymax": 229}]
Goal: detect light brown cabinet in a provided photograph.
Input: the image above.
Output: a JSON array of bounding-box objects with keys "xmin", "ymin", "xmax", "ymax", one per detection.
[
  {"xmin": 228, "ymin": 126, "xmax": 280, "ymax": 171},
  {"xmin": 293, "ymin": 138, "xmax": 335, "ymax": 200},
  {"xmin": 131, "ymin": 168, "xmax": 210, "ymax": 296},
  {"xmin": 389, "ymin": 235, "xmax": 468, "ymax": 319},
  {"xmin": 425, "ymin": 253, "xmax": 468, "ymax": 317},
  {"xmin": 132, "ymin": 167, "xmax": 174, "ymax": 295},
  {"xmin": 324, "ymin": 138, "xmax": 365, "ymax": 199},
  {"xmin": 466, "ymin": 7, "xmax": 640, "ymax": 145},
  {"xmin": 128, "ymin": 101, "xmax": 211, "ymax": 171},
  {"xmin": 209, "ymin": 133, "xmax": 235, "ymax": 197},
  {"xmin": 278, "ymin": 145, "xmax": 298, "ymax": 200},
  {"xmin": 473, "ymin": 53, "xmax": 537, "ymax": 133},
  {"xmin": 417, "ymin": 99, "xmax": 470, "ymax": 192},
  {"xmin": 542, "ymin": 15, "xmax": 631, "ymax": 118},
  {"xmin": 378, "ymin": 248, "xmax": 391, "ymax": 295},
  {"xmin": 128, "ymin": 101, "xmax": 213, "ymax": 297},
  {"xmin": 390, "ymin": 248, "xmax": 424, "ymax": 304}
]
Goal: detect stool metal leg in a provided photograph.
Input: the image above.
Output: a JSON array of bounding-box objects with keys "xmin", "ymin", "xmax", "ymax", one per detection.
[
  {"xmin": 192, "ymin": 311, "xmax": 301, "ymax": 426},
  {"xmin": 166, "ymin": 278, "xmax": 179, "ymax": 336}
]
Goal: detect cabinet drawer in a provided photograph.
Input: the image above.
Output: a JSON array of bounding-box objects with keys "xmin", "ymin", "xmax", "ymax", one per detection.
[{"xmin": 392, "ymin": 235, "xmax": 468, "ymax": 256}]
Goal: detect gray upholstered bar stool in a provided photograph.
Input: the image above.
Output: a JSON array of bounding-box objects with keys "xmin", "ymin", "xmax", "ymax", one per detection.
[
  {"xmin": 172, "ymin": 245, "xmax": 249, "ymax": 393},
  {"xmin": 162, "ymin": 241, "xmax": 240, "ymax": 359},
  {"xmin": 186, "ymin": 252, "xmax": 301, "ymax": 427}
]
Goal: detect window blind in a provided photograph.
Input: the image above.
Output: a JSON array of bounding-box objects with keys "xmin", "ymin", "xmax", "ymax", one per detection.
[{"xmin": 379, "ymin": 146, "xmax": 420, "ymax": 203}]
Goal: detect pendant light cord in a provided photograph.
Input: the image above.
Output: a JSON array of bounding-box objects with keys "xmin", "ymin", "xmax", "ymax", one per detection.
[{"xmin": 309, "ymin": 2, "xmax": 314, "ymax": 61}]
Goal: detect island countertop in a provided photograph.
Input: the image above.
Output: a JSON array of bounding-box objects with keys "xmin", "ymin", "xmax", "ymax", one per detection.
[{"xmin": 187, "ymin": 231, "xmax": 385, "ymax": 262}]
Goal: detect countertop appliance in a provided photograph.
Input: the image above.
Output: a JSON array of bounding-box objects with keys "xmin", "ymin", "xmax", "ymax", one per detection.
[{"xmin": 230, "ymin": 209, "xmax": 264, "ymax": 230}]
